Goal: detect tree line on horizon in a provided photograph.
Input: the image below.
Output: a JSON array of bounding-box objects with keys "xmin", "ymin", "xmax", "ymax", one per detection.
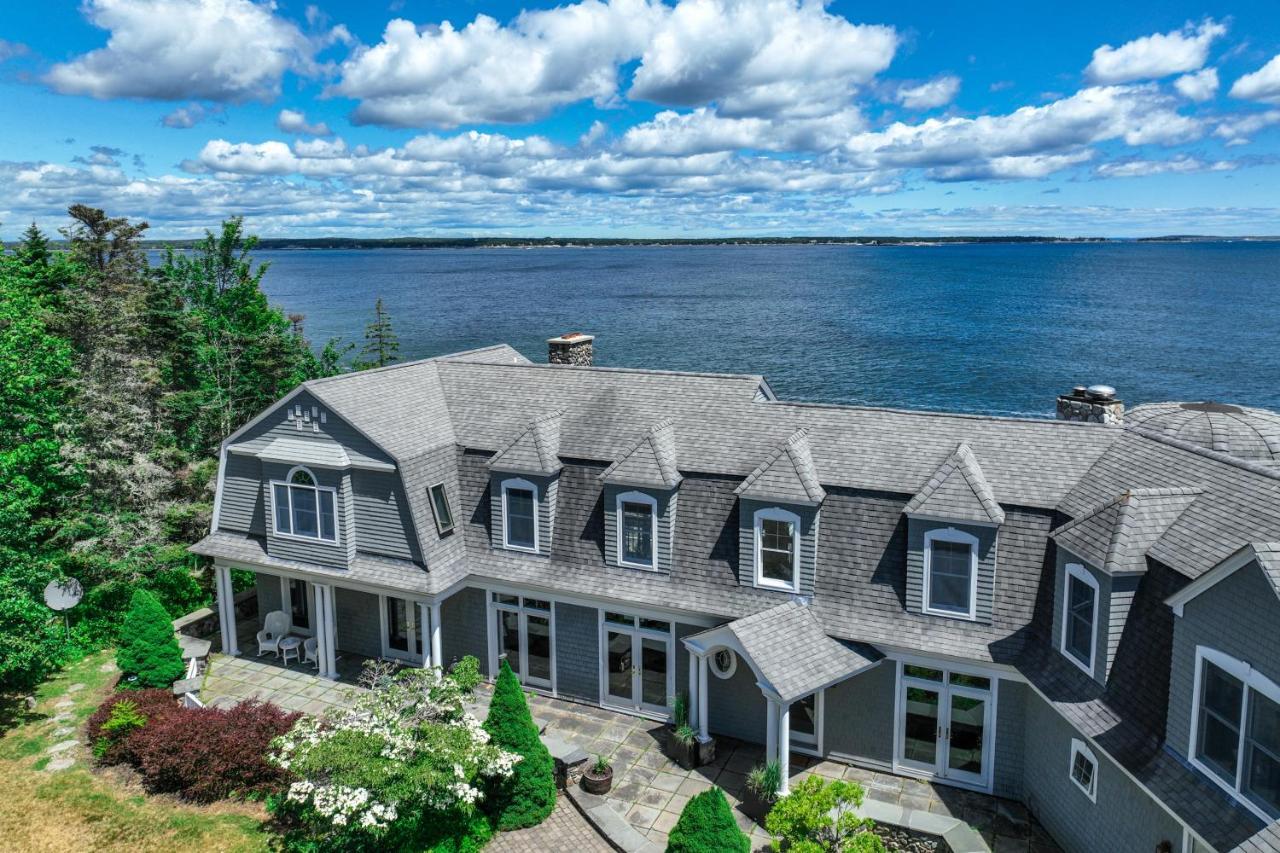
[{"xmin": 0, "ymin": 206, "xmax": 402, "ymax": 693}]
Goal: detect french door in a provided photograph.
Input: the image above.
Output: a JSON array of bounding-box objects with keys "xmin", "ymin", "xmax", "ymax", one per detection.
[
  {"xmin": 382, "ymin": 595, "xmax": 423, "ymax": 664},
  {"xmin": 281, "ymin": 577, "xmax": 313, "ymax": 636},
  {"xmin": 790, "ymin": 691, "xmax": 823, "ymax": 754},
  {"xmin": 492, "ymin": 594, "xmax": 553, "ymax": 690},
  {"xmin": 602, "ymin": 612, "xmax": 673, "ymax": 717},
  {"xmin": 898, "ymin": 664, "xmax": 994, "ymax": 789}
]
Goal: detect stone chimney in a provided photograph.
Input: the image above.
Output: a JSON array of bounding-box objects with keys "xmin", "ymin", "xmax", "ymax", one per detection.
[
  {"xmin": 548, "ymin": 332, "xmax": 594, "ymax": 366},
  {"xmin": 1056, "ymin": 384, "xmax": 1124, "ymax": 424}
]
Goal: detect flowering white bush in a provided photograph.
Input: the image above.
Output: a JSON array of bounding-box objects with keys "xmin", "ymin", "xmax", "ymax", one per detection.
[{"xmin": 268, "ymin": 657, "xmax": 518, "ymax": 851}]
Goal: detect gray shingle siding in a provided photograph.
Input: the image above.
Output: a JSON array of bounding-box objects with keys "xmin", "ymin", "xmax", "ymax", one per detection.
[
  {"xmin": 1167, "ymin": 559, "xmax": 1280, "ymax": 761},
  {"xmin": 255, "ymin": 572, "xmax": 282, "ymax": 625},
  {"xmin": 1022, "ymin": 688, "xmax": 1184, "ymax": 853},
  {"xmin": 228, "ymin": 389, "xmax": 395, "ymax": 469},
  {"xmin": 905, "ymin": 517, "xmax": 997, "ymax": 623},
  {"xmin": 1049, "ymin": 551, "xmax": 1112, "ymax": 684},
  {"xmin": 737, "ymin": 497, "xmax": 818, "ymax": 594},
  {"xmin": 220, "ymin": 452, "xmax": 265, "ymax": 535},
  {"xmin": 555, "ymin": 602, "xmax": 600, "ymax": 702},
  {"xmin": 994, "ymin": 679, "xmax": 1026, "ymax": 799},
  {"xmin": 262, "ymin": 460, "xmax": 348, "ymax": 568},
  {"xmin": 335, "ymin": 587, "xmax": 382, "ymax": 659},
  {"xmin": 707, "ymin": 653, "xmax": 769, "ymax": 743},
  {"xmin": 602, "ymin": 484, "xmax": 676, "ymax": 572},
  {"xmin": 352, "ymin": 469, "xmax": 422, "ymax": 563},
  {"xmin": 489, "ymin": 471, "xmax": 557, "ymax": 556},
  {"xmin": 824, "ymin": 661, "xmax": 896, "ymax": 767},
  {"xmin": 675, "ymin": 623, "xmax": 699, "ymax": 707},
  {"xmin": 442, "ymin": 586, "xmax": 490, "ymax": 676}
]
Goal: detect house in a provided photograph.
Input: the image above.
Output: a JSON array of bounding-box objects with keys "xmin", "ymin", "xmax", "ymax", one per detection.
[{"xmin": 192, "ymin": 334, "xmax": 1280, "ymax": 853}]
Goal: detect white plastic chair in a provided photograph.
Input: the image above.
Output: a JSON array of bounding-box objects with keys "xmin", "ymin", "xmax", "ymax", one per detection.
[
  {"xmin": 256, "ymin": 610, "xmax": 292, "ymax": 657},
  {"xmin": 303, "ymin": 637, "xmax": 319, "ymax": 670}
]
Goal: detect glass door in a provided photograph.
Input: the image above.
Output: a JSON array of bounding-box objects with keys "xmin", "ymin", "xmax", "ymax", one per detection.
[
  {"xmin": 492, "ymin": 594, "xmax": 553, "ymax": 690},
  {"xmin": 524, "ymin": 612, "xmax": 552, "ymax": 689},
  {"xmin": 383, "ymin": 595, "xmax": 421, "ymax": 663},
  {"xmin": 605, "ymin": 629, "xmax": 634, "ymax": 706},
  {"xmin": 944, "ymin": 689, "xmax": 988, "ymax": 786},
  {"xmin": 284, "ymin": 578, "xmax": 313, "ymax": 636},
  {"xmin": 791, "ymin": 692, "xmax": 821, "ymax": 751},
  {"xmin": 639, "ymin": 635, "xmax": 671, "ymax": 715},
  {"xmin": 900, "ymin": 682, "xmax": 943, "ymax": 773},
  {"xmin": 601, "ymin": 612, "xmax": 672, "ymax": 716},
  {"xmin": 896, "ymin": 664, "xmax": 994, "ymax": 789}
]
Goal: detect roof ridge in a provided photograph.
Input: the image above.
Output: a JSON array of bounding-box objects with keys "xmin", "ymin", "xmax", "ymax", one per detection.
[
  {"xmin": 1129, "ymin": 426, "xmax": 1280, "ymax": 483},
  {"xmin": 734, "ymin": 427, "xmax": 826, "ymax": 503},
  {"xmin": 759, "ymin": 398, "xmax": 1125, "ymax": 427},
  {"xmin": 442, "ymin": 358, "xmax": 766, "ymax": 384},
  {"xmin": 904, "ymin": 443, "xmax": 1005, "ymax": 524}
]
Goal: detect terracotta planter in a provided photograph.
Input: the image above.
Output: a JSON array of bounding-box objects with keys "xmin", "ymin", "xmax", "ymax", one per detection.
[{"xmin": 581, "ymin": 766, "xmax": 613, "ymax": 795}]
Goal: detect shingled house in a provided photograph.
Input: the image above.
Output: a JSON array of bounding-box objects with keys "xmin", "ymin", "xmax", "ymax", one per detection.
[{"xmin": 192, "ymin": 336, "xmax": 1280, "ymax": 853}]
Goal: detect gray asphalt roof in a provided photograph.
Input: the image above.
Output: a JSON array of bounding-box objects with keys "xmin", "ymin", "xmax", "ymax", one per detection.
[
  {"xmin": 599, "ymin": 417, "xmax": 682, "ymax": 489},
  {"xmin": 488, "ymin": 410, "xmax": 565, "ymax": 475},
  {"xmin": 902, "ymin": 442, "xmax": 1005, "ymax": 525},
  {"xmin": 1051, "ymin": 488, "xmax": 1202, "ymax": 575},
  {"xmin": 734, "ymin": 429, "xmax": 826, "ymax": 504},
  {"xmin": 1126, "ymin": 401, "xmax": 1280, "ymax": 465}
]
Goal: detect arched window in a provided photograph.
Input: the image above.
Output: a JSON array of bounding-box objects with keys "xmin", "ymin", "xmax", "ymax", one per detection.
[
  {"xmin": 923, "ymin": 528, "xmax": 979, "ymax": 619},
  {"xmin": 754, "ymin": 507, "xmax": 801, "ymax": 591},
  {"xmin": 272, "ymin": 466, "xmax": 337, "ymax": 542}
]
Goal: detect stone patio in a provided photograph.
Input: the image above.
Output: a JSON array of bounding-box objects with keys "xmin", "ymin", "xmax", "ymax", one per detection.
[{"xmin": 200, "ymin": 651, "xmax": 368, "ymax": 713}]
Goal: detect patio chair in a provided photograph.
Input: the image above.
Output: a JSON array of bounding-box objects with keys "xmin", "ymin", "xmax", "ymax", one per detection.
[
  {"xmin": 303, "ymin": 636, "xmax": 319, "ymax": 670},
  {"xmin": 256, "ymin": 610, "xmax": 292, "ymax": 657}
]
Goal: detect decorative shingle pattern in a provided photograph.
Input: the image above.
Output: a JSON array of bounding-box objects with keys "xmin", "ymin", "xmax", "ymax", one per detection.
[
  {"xmin": 1126, "ymin": 401, "xmax": 1280, "ymax": 464},
  {"xmin": 734, "ymin": 428, "xmax": 826, "ymax": 504},
  {"xmin": 903, "ymin": 443, "xmax": 1005, "ymax": 525},
  {"xmin": 487, "ymin": 410, "xmax": 565, "ymax": 475},
  {"xmin": 1051, "ymin": 488, "xmax": 1201, "ymax": 575},
  {"xmin": 691, "ymin": 601, "xmax": 877, "ymax": 703},
  {"xmin": 599, "ymin": 417, "xmax": 682, "ymax": 489}
]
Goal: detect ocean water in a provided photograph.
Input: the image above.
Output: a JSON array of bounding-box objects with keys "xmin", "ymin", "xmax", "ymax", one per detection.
[{"xmin": 254, "ymin": 242, "xmax": 1280, "ymax": 417}]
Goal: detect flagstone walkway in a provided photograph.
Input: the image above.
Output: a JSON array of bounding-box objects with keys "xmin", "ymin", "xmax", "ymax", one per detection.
[{"xmin": 200, "ymin": 652, "xmax": 365, "ymax": 714}]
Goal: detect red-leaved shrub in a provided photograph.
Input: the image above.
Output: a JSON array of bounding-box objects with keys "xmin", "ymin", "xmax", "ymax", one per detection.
[
  {"xmin": 86, "ymin": 689, "xmax": 180, "ymax": 766},
  {"xmin": 129, "ymin": 699, "xmax": 301, "ymax": 802}
]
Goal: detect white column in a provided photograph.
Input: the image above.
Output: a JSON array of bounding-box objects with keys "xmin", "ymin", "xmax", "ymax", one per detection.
[
  {"xmin": 687, "ymin": 650, "xmax": 699, "ymax": 729},
  {"xmin": 419, "ymin": 602, "xmax": 432, "ymax": 668},
  {"xmin": 698, "ymin": 653, "xmax": 710, "ymax": 741},
  {"xmin": 215, "ymin": 565, "xmax": 239, "ymax": 656},
  {"xmin": 778, "ymin": 701, "xmax": 791, "ymax": 795},
  {"xmin": 315, "ymin": 584, "xmax": 337, "ymax": 680},
  {"xmin": 766, "ymin": 699, "xmax": 778, "ymax": 765},
  {"xmin": 430, "ymin": 602, "xmax": 443, "ymax": 671}
]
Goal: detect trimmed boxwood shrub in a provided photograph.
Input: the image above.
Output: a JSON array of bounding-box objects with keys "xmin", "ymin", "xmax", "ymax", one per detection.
[
  {"xmin": 667, "ymin": 787, "xmax": 749, "ymax": 853},
  {"xmin": 116, "ymin": 588, "xmax": 185, "ymax": 688},
  {"xmin": 482, "ymin": 660, "xmax": 556, "ymax": 830}
]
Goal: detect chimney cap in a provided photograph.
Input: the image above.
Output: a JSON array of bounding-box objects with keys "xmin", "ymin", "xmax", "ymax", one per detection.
[
  {"xmin": 547, "ymin": 332, "xmax": 594, "ymax": 344},
  {"xmin": 1086, "ymin": 384, "xmax": 1117, "ymax": 401}
]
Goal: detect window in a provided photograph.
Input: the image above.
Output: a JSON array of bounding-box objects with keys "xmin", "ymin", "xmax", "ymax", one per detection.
[
  {"xmin": 1069, "ymin": 739, "xmax": 1098, "ymax": 802},
  {"xmin": 501, "ymin": 478, "xmax": 538, "ymax": 551},
  {"xmin": 616, "ymin": 491, "xmax": 658, "ymax": 568},
  {"xmin": 754, "ymin": 507, "xmax": 800, "ymax": 591},
  {"xmin": 709, "ymin": 647, "xmax": 738, "ymax": 679},
  {"xmin": 429, "ymin": 483, "xmax": 454, "ymax": 535},
  {"xmin": 923, "ymin": 528, "xmax": 978, "ymax": 618},
  {"xmin": 1060, "ymin": 563, "xmax": 1099, "ymax": 676},
  {"xmin": 1190, "ymin": 647, "xmax": 1280, "ymax": 820},
  {"xmin": 272, "ymin": 467, "xmax": 336, "ymax": 542}
]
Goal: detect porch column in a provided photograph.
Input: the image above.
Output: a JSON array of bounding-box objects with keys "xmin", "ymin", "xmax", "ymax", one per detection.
[
  {"xmin": 429, "ymin": 601, "xmax": 443, "ymax": 671},
  {"xmin": 766, "ymin": 699, "xmax": 778, "ymax": 766},
  {"xmin": 214, "ymin": 564, "xmax": 239, "ymax": 656},
  {"xmin": 687, "ymin": 649, "xmax": 699, "ymax": 729},
  {"xmin": 777, "ymin": 700, "xmax": 791, "ymax": 795},
  {"xmin": 314, "ymin": 583, "xmax": 337, "ymax": 680},
  {"xmin": 697, "ymin": 653, "xmax": 710, "ymax": 741},
  {"xmin": 419, "ymin": 602, "xmax": 432, "ymax": 668}
]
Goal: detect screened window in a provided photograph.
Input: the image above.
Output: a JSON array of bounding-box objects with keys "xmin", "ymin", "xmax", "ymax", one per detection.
[
  {"xmin": 272, "ymin": 468, "xmax": 336, "ymax": 542},
  {"xmin": 1192, "ymin": 649, "xmax": 1280, "ymax": 820},
  {"xmin": 1061, "ymin": 563, "xmax": 1099, "ymax": 674},
  {"xmin": 617, "ymin": 491, "xmax": 657, "ymax": 568},
  {"xmin": 1069, "ymin": 739, "xmax": 1098, "ymax": 802},
  {"xmin": 429, "ymin": 483, "xmax": 454, "ymax": 534},
  {"xmin": 502, "ymin": 480, "xmax": 537, "ymax": 550},
  {"xmin": 924, "ymin": 529, "xmax": 977, "ymax": 617},
  {"xmin": 754, "ymin": 508, "xmax": 800, "ymax": 590}
]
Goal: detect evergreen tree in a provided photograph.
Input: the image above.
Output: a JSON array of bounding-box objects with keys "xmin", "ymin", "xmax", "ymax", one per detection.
[
  {"xmin": 666, "ymin": 787, "xmax": 750, "ymax": 853},
  {"xmin": 116, "ymin": 588, "xmax": 186, "ymax": 688},
  {"xmin": 482, "ymin": 660, "xmax": 556, "ymax": 830},
  {"xmin": 357, "ymin": 297, "xmax": 400, "ymax": 369},
  {"xmin": 16, "ymin": 222, "xmax": 51, "ymax": 268}
]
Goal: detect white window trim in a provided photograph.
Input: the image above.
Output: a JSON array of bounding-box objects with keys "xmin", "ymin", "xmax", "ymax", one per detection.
[
  {"xmin": 269, "ymin": 466, "xmax": 339, "ymax": 544},
  {"xmin": 753, "ymin": 506, "xmax": 801, "ymax": 592},
  {"xmin": 1188, "ymin": 645, "xmax": 1280, "ymax": 822},
  {"xmin": 378, "ymin": 593, "xmax": 424, "ymax": 664},
  {"xmin": 1059, "ymin": 563, "xmax": 1100, "ymax": 677},
  {"xmin": 1068, "ymin": 738, "xmax": 1098, "ymax": 802},
  {"xmin": 615, "ymin": 490, "xmax": 659, "ymax": 569},
  {"xmin": 500, "ymin": 477, "xmax": 540, "ymax": 553},
  {"xmin": 922, "ymin": 527, "xmax": 980, "ymax": 620},
  {"xmin": 489, "ymin": 592, "xmax": 556, "ymax": 693},
  {"xmin": 428, "ymin": 482, "xmax": 455, "ymax": 535},
  {"xmin": 709, "ymin": 646, "xmax": 738, "ymax": 680}
]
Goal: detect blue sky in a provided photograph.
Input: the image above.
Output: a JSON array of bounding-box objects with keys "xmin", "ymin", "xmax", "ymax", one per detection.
[{"xmin": 2, "ymin": 1, "xmax": 1280, "ymax": 237}]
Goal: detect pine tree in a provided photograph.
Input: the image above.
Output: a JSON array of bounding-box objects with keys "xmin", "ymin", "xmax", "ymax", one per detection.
[
  {"xmin": 483, "ymin": 660, "xmax": 556, "ymax": 830},
  {"xmin": 116, "ymin": 588, "xmax": 185, "ymax": 688},
  {"xmin": 16, "ymin": 222, "xmax": 51, "ymax": 268},
  {"xmin": 357, "ymin": 297, "xmax": 400, "ymax": 369}
]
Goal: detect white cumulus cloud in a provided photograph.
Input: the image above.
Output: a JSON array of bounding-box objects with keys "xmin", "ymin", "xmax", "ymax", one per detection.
[
  {"xmin": 1212, "ymin": 109, "xmax": 1280, "ymax": 146},
  {"xmin": 895, "ymin": 76, "xmax": 961, "ymax": 110},
  {"xmin": 1085, "ymin": 18, "xmax": 1225, "ymax": 85},
  {"xmin": 1230, "ymin": 55, "xmax": 1280, "ymax": 105},
  {"xmin": 277, "ymin": 109, "xmax": 332, "ymax": 136},
  {"xmin": 1095, "ymin": 155, "xmax": 1236, "ymax": 178},
  {"xmin": 1174, "ymin": 68, "xmax": 1218, "ymax": 102},
  {"xmin": 46, "ymin": 0, "xmax": 314, "ymax": 102}
]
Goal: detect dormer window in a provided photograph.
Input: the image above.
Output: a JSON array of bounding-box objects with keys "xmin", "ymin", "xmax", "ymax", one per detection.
[
  {"xmin": 272, "ymin": 467, "xmax": 336, "ymax": 542},
  {"xmin": 616, "ymin": 491, "xmax": 658, "ymax": 569},
  {"xmin": 923, "ymin": 528, "xmax": 978, "ymax": 619},
  {"xmin": 1060, "ymin": 563, "xmax": 1099, "ymax": 676},
  {"xmin": 501, "ymin": 477, "xmax": 538, "ymax": 552},
  {"xmin": 754, "ymin": 507, "xmax": 800, "ymax": 591}
]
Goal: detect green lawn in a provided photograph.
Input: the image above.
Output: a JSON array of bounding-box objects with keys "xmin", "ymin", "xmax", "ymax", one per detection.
[{"xmin": 0, "ymin": 650, "xmax": 272, "ymax": 852}]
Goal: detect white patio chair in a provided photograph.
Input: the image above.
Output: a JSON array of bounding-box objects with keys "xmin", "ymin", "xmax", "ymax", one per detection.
[
  {"xmin": 303, "ymin": 636, "xmax": 319, "ymax": 670},
  {"xmin": 256, "ymin": 610, "xmax": 292, "ymax": 657}
]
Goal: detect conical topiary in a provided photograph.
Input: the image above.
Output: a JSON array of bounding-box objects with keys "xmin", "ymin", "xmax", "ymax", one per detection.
[
  {"xmin": 116, "ymin": 588, "xmax": 186, "ymax": 689},
  {"xmin": 482, "ymin": 659, "xmax": 556, "ymax": 830},
  {"xmin": 667, "ymin": 787, "xmax": 750, "ymax": 853}
]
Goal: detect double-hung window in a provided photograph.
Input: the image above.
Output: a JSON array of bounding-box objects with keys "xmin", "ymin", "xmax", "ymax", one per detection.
[
  {"xmin": 501, "ymin": 478, "xmax": 538, "ymax": 551},
  {"xmin": 754, "ymin": 507, "xmax": 800, "ymax": 591},
  {"xmin": 617, "ymin": 491, "xmax": 657, "ymax": 568},
  {"xmin": 1069, "ymin": 738, "xmax": 1098, "ymax": 802},
  {"xmin": 1060, "ymin": 563, "xmax": 1099, "ymax": 676},
  {"xmin": 272, "ymin": 468, "xmax": 336, "ymax": 542},
  {"xmin": 923, "ymin": 528, "xmax": 978, "ymax": 618},
  {"xmin": 1191, "ymin": 647, "xmax": 1280, "ymax": 820}
]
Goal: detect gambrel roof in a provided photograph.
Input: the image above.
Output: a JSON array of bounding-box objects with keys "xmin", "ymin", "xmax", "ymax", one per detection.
[
  {"xmin": 599, "ymin": 417, "xmax": 681, "ymax": 489},
  {"xmin": 1052, "ymin": 487, "xmax": 1202, "ymax": 575},
  {"xmin": 734, "ymin": 429, "xmax": 825, "ymax": 505},
  {"xmin": 903, "ymin": 442, "xmax": 1005, "ymax": 525}
]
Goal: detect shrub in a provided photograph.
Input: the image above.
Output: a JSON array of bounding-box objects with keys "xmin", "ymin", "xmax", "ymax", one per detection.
[
  {"xmin": 130, "ymin": 699, "xmax": 300, "ymax": 802},
  {"xmin": 764, "ymin": 775, "xmax": 885, "ymax": 853},
  {"xmin": 666, "ymin": 787, "xmax": 749, "ymax": 853},
  {"xmin": 482, "ymin": 660, "xmax": 556, "ymax": 831},
  {"xmin": 116, "ymin": 588, "xmax": 185, "ymax": 688},
  {"xmin": 86, "ymin": 688, "xmax": 178, "ymax": 766},
  {"xmin": 746, "ymin": 760, "xmax": 782, "ymax": 799}
]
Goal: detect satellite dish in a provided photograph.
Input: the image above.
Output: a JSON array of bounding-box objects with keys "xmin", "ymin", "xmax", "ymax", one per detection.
[{"xmin": 44, "ymin": 578, "xmax": 83, "ymax": 612}]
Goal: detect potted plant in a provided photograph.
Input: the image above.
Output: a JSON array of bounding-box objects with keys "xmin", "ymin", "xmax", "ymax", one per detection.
[
  {"xmin": 581, "ymin": 753, "xmax": 613, "ymax": 795},
  {"xmin": 742, "ymin": 761, "xmax": 782, "ymax": 823},
  {"xmin": 669, "ymin": 723, "xmax": 699, "ymax": 770}
]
